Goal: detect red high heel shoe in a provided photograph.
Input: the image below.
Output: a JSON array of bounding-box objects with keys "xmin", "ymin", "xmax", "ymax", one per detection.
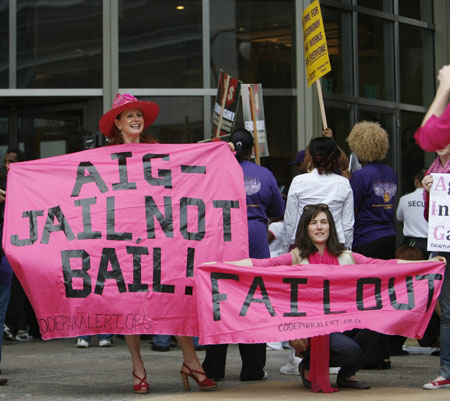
[
  {"xmin": 133, "ymin": 370, "xmax": 149, "ymax": 394},
  {"xmin": 180, "ymin": 363, "xmax": 217, "ymax": 391}
]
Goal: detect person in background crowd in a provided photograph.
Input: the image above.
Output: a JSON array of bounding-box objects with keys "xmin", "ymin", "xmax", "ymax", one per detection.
[
  {"xmin": 421, "ymin": 141, "xmax": 450, "ymax": 390},
  {"xmin": 99, "ymin": 93, "xmax": 216, "ymax": 394},
  {"xmin": 290, "ymin": 150, "xmax": 307, "ymax": 175},
  {"xmin": 346, "ymin": 121, "xmax": 398, "ymax": 370},
  {"xmin": 202, "ymin": 128, "xmax": 285, "ymax": 382},
  {"xmin": 3, "ymin": 149, "xmax": 40, "ymax": 343},
  {"xmin": 396, "ymin": 169, "xmax": 429, "ymax": 259},
  {"xmin": 0, "ymin": 161, "xmax": 10, "ymax": 385},
  {"xmin": 414, "ymin": 64, "xmax": 450, "ymax": 152},
  {"xmin": 283, "ymin": 137, "xmax": 354, "ymax": 252},
  {"xmin": 215, "ymin": 204, "xmax": 444, "ymax": 392}
]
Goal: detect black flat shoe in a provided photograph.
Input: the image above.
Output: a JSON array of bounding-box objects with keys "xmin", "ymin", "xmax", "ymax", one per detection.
[
  {"xmin": 336, "ymin": 377, "xmax": 370, "ymax": 389},
  {"xmin": 298, "ymin": 361, "xmax": 311, "ymax": 389}
]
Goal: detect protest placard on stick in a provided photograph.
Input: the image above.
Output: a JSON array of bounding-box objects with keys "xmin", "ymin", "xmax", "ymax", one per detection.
[
  {"xmin": 211, "ymin": 70, "xmax": 241, "ymax": 138},
  {"xmin": 302, "ymin": 0, "xmax": 331, "ymax": 129}
]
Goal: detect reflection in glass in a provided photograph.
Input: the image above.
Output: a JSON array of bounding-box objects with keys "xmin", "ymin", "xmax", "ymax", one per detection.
[
  {"xmin": 357, "ymin": 0, "xmax": 393, "ymax": 13},
  {"xmin": 18, "ymin": 117, "xmax": 78, "ymax": 160},
  {"xmin": 358, "ymin": 15, "xmax": 394, "ymax": 100},
  {"xmin": 119, "ymin": 0, "xmax": 202, "ymax": 88},
  {"xmin": 141, "ymin": 97, "xmax": 203, "ymax": 144},
  {"xmin": 321, "ymin": 7, "xmax": 352, "ymax": 95},
  {"xmin": 400, "ymin": 111, "xmax": 426, "ymax": 194},
  {"xmin": 16, "ymin": 0, "xmax": 102, "ymax": 88},
  {"xmin": 210, "ymin": 0, "xmax": 294, "ymax": 88},
  {"xmin": 0, "ymin": 0, "xmax": 7, "ymax": 88},
  {"xmin": 399, "ymin": 0, "xmax": 433, "ymax": 23},
  {"xmin": 399, "ymin": 24, "xmax": 434, "ymax": 106}
]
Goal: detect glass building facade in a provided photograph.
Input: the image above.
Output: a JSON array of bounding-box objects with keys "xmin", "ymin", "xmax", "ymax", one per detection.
[{"xmin": 0, "ymin": 0, "xmax": 447, "ymax": 195}]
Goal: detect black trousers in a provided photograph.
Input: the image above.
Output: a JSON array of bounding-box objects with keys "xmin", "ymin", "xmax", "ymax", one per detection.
[
  {"xmin": 302, "ymin": 329, "xmax": 379, "ymax": 378},
  {"xmin": 203, "ymin": 343, "xmax": 266, "ymax": 381},
  {"xmin": 353, "ymin": 235, "xmax": 396, "ymax": 367}
]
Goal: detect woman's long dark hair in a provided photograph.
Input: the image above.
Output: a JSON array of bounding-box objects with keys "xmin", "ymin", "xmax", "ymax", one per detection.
[
  {"xmin": 308, "ymin": 137, "xmax": 340, "ymax": 174},
  {"xmin": 229, "ymin": 128, "xmax": 254, "ymax": 162},
  {"xmin": 294, "ymin": 204, "xmax": 345, "ymax": 259}
]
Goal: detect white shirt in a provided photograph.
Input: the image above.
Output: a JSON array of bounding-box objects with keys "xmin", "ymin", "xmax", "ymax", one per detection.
[
  {"xmin": 268, "ymin": 221, "xmax": 285, "ymax": 257},
  {"xmin": 282, "ymin": 169, "xmax": 354, "ymax": 251},
  {"xmin": 396, "ymin": 187, "xmax": 428, "ymax": 238}
]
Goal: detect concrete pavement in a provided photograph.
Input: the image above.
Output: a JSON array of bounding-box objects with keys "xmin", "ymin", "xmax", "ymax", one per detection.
[{"xmin": 0, "ymin": 337, "xmax": 449, "ymax": 401}]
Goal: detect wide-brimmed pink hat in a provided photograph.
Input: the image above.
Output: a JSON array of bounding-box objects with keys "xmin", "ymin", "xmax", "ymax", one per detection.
[{"xmin": 99, "ymin": 93, "xmax": 160, "ymax": 138}]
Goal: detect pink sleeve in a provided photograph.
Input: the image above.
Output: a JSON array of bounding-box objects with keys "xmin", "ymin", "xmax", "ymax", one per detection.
[
  {"xmin": 352, "ymin": 252, "xmax": 398, "ymax": 265},
  {"xmin": 250, "ymin": 253, "xmax": 292, "ymax": 267},
  {"xmin": 414, "ymin": 103, "xmax": 450, "ymax": 152}
]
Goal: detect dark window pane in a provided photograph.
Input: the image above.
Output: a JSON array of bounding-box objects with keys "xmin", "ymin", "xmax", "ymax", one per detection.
[
  {"xmin": 357, "ymin": 0, "xmax": 393, "ymax": 13},
  {"xmin": 322, "ymin": 7, "xmax": 352, "ymax": 95},
  {"xmin": 324, "ymin": 104, "xmax": 352, "ymax": 155},
  {"xmin": 259, "ymin": 96, "xmax": 296, "ymax": 189},
  {"xmin": 210, "ymin": 0, "xmax": 295, "ymax": 88},
  {"xmin": 0, "ymin": 0, "xmax": 8, "ymax": 88},
  {"xmin": 18, "ymin": 116, "xmax": 79, "ymax": 160},
  {"xmin": 358, "ymin": 15, "xmax": 394, "ymax": 100},
  {"xmin": 0, "ymin": 117, "xmax": 9, "ymax": 156},
  {"xmin": 119, "ymin": 0, "xmax": 202, "ymax": 88},
  {"xmin": 141, "ymin": 97, "xmax": 203, "ymax": 144},
  {"xmin": 16, "ymin": 0, "xmax": 102, "ymax": 88},
  {"xmin": 399, "ymin": 24, "xmax": 434, "ymax": 106},
  {"xmin": 399, "ymin": 0, "xmax": 433, "ymax": 23},
  {"xmin": 400, "ymin": 111, "xmax": 426, "ymax": 195}
]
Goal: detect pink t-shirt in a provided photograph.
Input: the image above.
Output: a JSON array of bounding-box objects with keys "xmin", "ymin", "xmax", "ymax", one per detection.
[
  {"xmin": 250, "ymin": 251, "xmax": 396, "ymax": 266},
  {"xmin": 414, "ymin": 102, "xmax": 450, "ymax": 152}
]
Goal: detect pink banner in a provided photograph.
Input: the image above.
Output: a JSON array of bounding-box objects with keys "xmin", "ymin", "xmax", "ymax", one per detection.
[
  {"xmin": 196, "ymin": 261, "xmax": 445, "ymax": 344},
  {"xmin": 3, "ymin": 142, "xmax": 249, "ymax": 340}
]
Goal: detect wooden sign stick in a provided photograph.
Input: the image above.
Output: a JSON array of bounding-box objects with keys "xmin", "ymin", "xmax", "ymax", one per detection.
[
  {"xmin": 316, "ymin": 79, "xmax": 328, "ymax": 129},
  {"xmin": 249, "ymin": 85, "xmax": 261, "ymax": 165}
]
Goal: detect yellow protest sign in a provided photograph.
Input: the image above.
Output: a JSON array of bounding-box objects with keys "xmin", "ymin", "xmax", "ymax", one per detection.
[{"xmin": 302, "ymin": 0, "xmax": 331, "ymax": 87}]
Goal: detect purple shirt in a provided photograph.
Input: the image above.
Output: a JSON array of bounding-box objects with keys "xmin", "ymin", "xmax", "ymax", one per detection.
[
  {"xmin": 350, "ymin": 162, "xmax": 397, "ymax": 248},
  {"xmin": 240, "ymin": 160, "xmax": 285, "ymax": 258}
]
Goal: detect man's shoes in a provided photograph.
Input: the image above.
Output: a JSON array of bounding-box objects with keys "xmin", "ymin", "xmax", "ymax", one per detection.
[
  {"xmin": 280, "ymin": 356, "xmax": 301, "ymax": 375},
  {"xmin": 0, "ymin": 377, "xmax": 7, "ymax": 385},
  {"xmin": 390, "ymin": 349, "xmax": 409, "ymax": 356},
  {"xmin": 240, "ymin": 371, "xmax": 268, "ymax": 381},
  {"xmin": 151, "ymin": 344, "xmax": 170, "ymax": 352},
  {"xmin": 76, "ymin": 338, "xmax": 89, "ymax": 348},
  {"xmin": 3, "ymin": 326, "xmax": 15, "ymax": 341},
  {"xmin": 15, "ymin": 330, "xmax": 35, "ymax": 342},
  {"xmin": 298, "ymin": 360, "xmax": 311, "ymax": 389},
  {"xmin": 431, "ymin": 348, "xmax": 440, "ymax": 356},
  {"xmin": 99, "ymin": 339, "xmax": 113, "ymax": 347},
  {"xmin": 336, "ymin": 377, "xmax": 370, "ymax": 389},
  {"xmin": 267, "ymin": 342, "xmax": 283, "ymax": 351},
  {"xmin": 423, "ymin": 377, "xmax": 450, "ymax": 390}
]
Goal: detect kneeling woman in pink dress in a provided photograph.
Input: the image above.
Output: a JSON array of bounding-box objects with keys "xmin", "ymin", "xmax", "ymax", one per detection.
[{"xmin": 223, "ymin": 204, "xmax": 444, "ymax": 392}]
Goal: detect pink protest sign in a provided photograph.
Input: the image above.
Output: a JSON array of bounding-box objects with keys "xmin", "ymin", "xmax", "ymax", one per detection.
[
  {"xmin": 3, "ymin": 142, "xmax": 249, "ymax": 340},
  {"xmin": 196, "ymin": 261, "xmax": 444, "ymax": 344}
]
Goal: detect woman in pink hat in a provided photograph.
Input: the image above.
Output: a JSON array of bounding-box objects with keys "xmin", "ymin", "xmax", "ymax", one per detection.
[{"xmin": 99, "ymin": 93, "xmax": 216, "ymax": 394}]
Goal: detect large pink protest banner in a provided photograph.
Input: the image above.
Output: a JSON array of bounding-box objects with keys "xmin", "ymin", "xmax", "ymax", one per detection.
[
  {"xmin": 196, "ymin": 261, "xmax": 444, "ymax": 344},
  {"xmin": 3, "ymin": 142, "xmax": 249, "ymax": 340}
]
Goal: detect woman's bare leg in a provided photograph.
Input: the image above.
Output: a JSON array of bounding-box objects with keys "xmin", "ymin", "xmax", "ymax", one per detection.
[
  {"xmin": 176, "ymin": 336, "xmax": 207, "ymax": 381},
  {"xmin": 125, "ymin": 334, "xmax": 147, "ymax": 385}
]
